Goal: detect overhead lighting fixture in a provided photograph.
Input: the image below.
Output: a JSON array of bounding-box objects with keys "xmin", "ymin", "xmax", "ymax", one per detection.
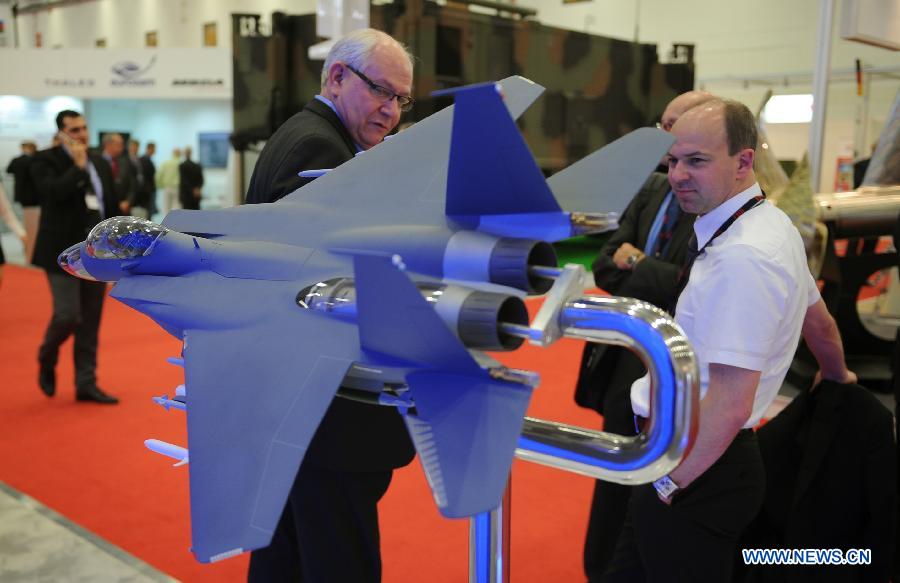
[{"xmin": 762, "ymin": 94, "xmax": 814, "ymax": 124}]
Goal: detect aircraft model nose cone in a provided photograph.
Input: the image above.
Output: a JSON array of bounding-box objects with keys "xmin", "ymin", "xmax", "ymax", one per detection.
[
  {"xmin": 57, "ymin": 243, "xmax": 96, "ymax": 280},
  {"xmin": 86, "ymin": 216, "xmax": 168, "ymax": 259}
]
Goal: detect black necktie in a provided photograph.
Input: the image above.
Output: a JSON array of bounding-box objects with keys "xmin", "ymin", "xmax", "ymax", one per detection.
[{"xmin": 669, "ymin": 233, "xmax": 698, "ymax": 314}]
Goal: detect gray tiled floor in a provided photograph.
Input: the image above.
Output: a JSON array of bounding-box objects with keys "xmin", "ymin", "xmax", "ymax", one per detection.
[{"xmin": 0, "ymin": 483, "xmax": 175, "ymax": 583}]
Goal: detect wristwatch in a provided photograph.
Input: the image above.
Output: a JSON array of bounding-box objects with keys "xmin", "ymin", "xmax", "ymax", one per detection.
[
  {"xmin": 625, "ymin": 252, "xmax": 643, "ymax": 268},
  {"xmin": 652, "ymin": 475, "xmax": 680, "ymax": 501}
]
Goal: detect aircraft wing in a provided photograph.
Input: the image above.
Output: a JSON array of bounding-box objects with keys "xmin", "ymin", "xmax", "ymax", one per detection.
[
  {"xmin": 547, "ymin": 127, "xmax": 675, "ymax": 214},
  {"xmin": 112, "ymin": 273, "xmax": 362, "ymax": 562}
]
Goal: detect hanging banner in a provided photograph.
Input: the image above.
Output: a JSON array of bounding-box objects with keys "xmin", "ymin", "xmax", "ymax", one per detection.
[{"xmin": 0, "ymin": 48, "xmax": 232, "ymax": 99}]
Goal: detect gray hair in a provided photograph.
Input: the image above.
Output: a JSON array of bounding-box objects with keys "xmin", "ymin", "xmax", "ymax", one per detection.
[{"xmin": 320, "ymin": 28, "xmax": 414, "ymax": 88}]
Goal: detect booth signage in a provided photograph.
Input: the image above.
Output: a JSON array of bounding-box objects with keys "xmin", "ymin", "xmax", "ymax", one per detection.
[{"xmin": 0, "ymin": 48, "xmax": 231, "ymax": 99}]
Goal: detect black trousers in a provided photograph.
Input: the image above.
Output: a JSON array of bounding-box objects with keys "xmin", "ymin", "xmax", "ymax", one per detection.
[
  {"xmin": 603, "ymin": 430, "xmax": 765, "ymax": 583},
  {"xmin": 39, "ymin": 271, "xmax": 106, "ymax": 391},
  {"xmin": 247, "ymin": 463, "xmax": 394, "ymax": 583}
]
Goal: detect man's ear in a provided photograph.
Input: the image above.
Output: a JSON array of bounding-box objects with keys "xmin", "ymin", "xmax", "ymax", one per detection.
[
  {"xmin": 736, "ymin": 148, "xmax": 755, "ymax": 178},
  {"xmin": 327, "ymin": 62, "xmax": 344, "ymax": 89}
]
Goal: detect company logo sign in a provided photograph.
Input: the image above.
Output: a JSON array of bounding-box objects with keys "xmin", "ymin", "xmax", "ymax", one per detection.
[
  {"xmin": 172, "ymin": 78, "xmax": 225, "ymax": 87},
  {"xmin": 45, "ymin": 78, "xmax": 96, "ymax": 88},
  {"xmin": 111, "ymin": 56, "xmax": 156, "ymax": 86}
]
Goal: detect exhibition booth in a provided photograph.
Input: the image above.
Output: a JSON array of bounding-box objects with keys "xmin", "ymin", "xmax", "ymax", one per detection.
[{"xmin": 0, "ymin": 47, "xmax": 236, "ymax": 210}]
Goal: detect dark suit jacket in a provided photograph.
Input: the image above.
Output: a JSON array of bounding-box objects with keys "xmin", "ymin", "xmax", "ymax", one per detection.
[
  {"xmin": 738, "ymin": 381, "xmax": 896, "ymax": 583},
  {"xmin": 245, "ymin": 98, "xmax": 415, "ymax": 472},
  {"xmin": 591, "ymin": 172, "xmax": 695, "ymax": 306},
  {"xmin": 104, "ymin": 153, "xmax": 136, "ymax": 208},
  {"xmin": 245, "ymin": 98, "xmax": 357, "ymax": 204},
  {"xmin": 30, "ymin": 146, "xmax": 119, "ymax": 273},
  {"xmin": 178, "ymin": 159, "xmax": 204, "ymax": 210},
  {"xmin": 575, "ymin": 172, "xmax": 695, "ymax": 415}
]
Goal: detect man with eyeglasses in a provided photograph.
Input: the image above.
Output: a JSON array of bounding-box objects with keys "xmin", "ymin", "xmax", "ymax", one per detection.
[
  {"xmin": 245, "ymin": 28, "xmax": 414, "ymax": 204},
  {"xmin": 576, "ymin": 89, "xmax": 714, "ymax": 581},
  {"xmin": 244, "ymin": 29, "xmax": 416, "ymax": 583}
]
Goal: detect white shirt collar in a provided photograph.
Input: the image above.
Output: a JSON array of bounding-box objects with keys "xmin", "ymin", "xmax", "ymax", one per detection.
[{"xmin": 693, "ymin": 182, "xmax": 762, "ymax": 249}]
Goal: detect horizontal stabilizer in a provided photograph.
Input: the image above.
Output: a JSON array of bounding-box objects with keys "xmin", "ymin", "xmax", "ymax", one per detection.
[
  {"xmin": 353, "ymin": 253, "xmax": 535, "ymax": 516},
  {"xmin": 353, "ymin": 254, "xmax": 481, "ymax": 374},
  {"xmin": 404, "ymin": 370, "xmax": 533, "ymax": 517},
  {"xmin": 548, "ymin": 127, "xmax": 675, "ymax": 214}
]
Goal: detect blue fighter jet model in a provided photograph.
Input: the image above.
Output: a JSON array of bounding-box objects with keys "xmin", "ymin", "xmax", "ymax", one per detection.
[{"xmin": 59, "ymin": 76, "xmax": 674, "ymax": 563}]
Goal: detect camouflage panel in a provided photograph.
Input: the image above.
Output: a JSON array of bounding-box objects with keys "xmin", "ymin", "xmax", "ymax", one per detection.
[
  {"xmin": 231, "ymin": 14, "xmax": 279, "ymax": 149},
  {"xmin": 232, "ymin": 1, "xmax": 693, "ymax": 178},
  {"xmin": 514, "ymin": 26, "xmax": 670, "ymax": 172}
]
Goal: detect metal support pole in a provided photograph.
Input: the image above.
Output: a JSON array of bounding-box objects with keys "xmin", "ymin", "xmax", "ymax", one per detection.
[
  {"xmin": 469, "ymin": 483, "xmax": 511, "ymax": 583},
  {"xmin": 809, "ymin": 0, "xmax": 835, "ymax": 193}
]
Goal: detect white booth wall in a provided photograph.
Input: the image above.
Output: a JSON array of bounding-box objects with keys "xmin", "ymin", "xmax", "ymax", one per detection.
[{"xmin": 13, "ymin": 0, "xmax": 316, "ymax": 49}]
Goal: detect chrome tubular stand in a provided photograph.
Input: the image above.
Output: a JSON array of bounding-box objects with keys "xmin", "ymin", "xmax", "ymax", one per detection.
[
  {"xmin": 470, "ymin": 265, "xmax": 700, "ymax": 583},
  {"xmin": 469, "ymin": 483, "xmax": 511, "ymax": 583}
]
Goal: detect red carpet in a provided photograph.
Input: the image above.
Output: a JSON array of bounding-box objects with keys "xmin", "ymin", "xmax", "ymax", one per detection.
[{"xmin": 0, "ymin": 264, "xmax": 601, "ymax": 582}]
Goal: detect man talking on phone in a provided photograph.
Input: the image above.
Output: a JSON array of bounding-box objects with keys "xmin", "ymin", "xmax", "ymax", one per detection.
[{"xmin": 30, "ymin": 110, "xmax": 121, "ymax": 404}]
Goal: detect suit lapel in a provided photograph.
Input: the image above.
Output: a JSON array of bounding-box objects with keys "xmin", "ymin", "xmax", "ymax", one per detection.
[{"xmin": 304, "ymin": 99, "xmax": 357, "ymax": 157}]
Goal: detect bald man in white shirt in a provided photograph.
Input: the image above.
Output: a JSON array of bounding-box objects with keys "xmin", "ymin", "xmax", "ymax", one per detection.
[{"xmin": 603, "ymin": 99, "xmax": 854, "ymax": 583}]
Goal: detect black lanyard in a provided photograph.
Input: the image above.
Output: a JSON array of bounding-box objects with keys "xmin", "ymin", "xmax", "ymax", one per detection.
[
  {"xmin": 669, "ymin": 193, "xmax": 766, "ymax": 314},
  {"xmin": 696, "ymin": 194, "xmax": 766, "ymax": 256}
]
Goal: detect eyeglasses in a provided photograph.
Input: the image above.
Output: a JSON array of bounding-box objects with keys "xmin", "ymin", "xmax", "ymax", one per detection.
[{"xmin": 345, "ymin": 65, "xmax": 415, "ymax": 112}]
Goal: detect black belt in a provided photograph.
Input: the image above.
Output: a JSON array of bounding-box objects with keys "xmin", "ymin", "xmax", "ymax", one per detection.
[{"xmin": 633, "ymin": 415, "xmax": 755, "ymax": 436}]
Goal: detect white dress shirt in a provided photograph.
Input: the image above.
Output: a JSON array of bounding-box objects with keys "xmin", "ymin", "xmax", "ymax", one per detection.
[{"xmin": 631, "ymin": 182, "xmax": 820, "ymax": 428}]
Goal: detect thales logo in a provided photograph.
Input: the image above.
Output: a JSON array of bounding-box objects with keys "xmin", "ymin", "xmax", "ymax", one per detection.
[{"xmin": 111, "ymin": 56, "xmax": 156, "ymax": 86}]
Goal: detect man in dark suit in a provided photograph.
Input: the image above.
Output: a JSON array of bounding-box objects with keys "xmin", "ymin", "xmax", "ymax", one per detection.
[
  {"xmin": 578, "ymin": 90, "xmax": 713, "ymax": 581},
  {"xmin": 178, "ymin": 146, "xmax": 203, "ymax": 210},
  {"xmin": 31, "ymin": 110, "xmax": 119, "ymax": 404},
  {"xmin": 139, "ymin": 142, "xmax": 157, "ymax": 218},
  {"xmin": 124, "ymin": 138, "xmax": 149, "ymax": 219},
  {"xmin": 244, "ymin": 28, "xmax": 415, "ymax": 583},
  {"xmin": 100, "ymin": 133, "xmax": 133, "ymax": 216}
]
